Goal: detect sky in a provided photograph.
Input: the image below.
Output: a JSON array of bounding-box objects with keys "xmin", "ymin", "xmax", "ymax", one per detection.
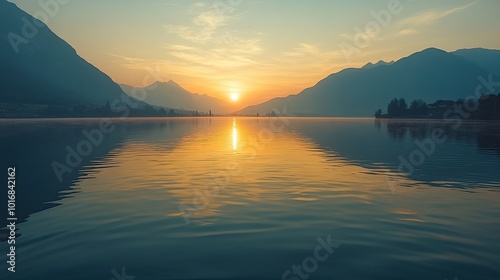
[{"xmin": 9, "ymin": 0, "xmax": 500, "ymax": 107}]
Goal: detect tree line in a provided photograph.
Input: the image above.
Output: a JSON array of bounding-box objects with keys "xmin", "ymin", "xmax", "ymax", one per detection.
[
  {"xmin": 0, "ymin": 101, "xmax": 188, "ymax": 118},
  {"xmin": 375, "ymin": 94, "xmax": 500, "ymax": 120}
]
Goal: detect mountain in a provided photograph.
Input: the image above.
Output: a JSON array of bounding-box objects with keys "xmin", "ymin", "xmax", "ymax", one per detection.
[
  {"xmin": 453, "ymin": 48, "xmax": 500, "ymax": 75},
  {"xmin": 120, "ymin": 81, "xmax": 233, "ymax": 115},
  {"xmin": 238, "ymin": 48, "xmax": 497, "ymax": 117},
  {"xmin": 0, "ymin": 1, "xmax": 139, "ymax": 107},
  {"xmin": 362, "ymin": 60, "xmax": 394, "ymax": 70}
]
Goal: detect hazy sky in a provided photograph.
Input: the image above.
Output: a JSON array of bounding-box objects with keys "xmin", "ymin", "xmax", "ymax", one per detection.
[{"xmin": 9, "ymin": 0, "xmax": 500, "ymax": 106}]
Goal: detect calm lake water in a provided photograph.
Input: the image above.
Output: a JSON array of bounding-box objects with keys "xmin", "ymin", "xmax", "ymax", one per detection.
[{"xmin": 1, "ymin": 117, "xmax": 500, "ymax": 280}]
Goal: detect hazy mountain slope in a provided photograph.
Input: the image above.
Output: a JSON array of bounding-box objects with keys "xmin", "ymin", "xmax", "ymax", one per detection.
[
  {"xmin": 238, "ymin": 48, "xmax": 494, "ymax": 117},
  {"xmin": 453, "ymin": 48, "xmax": 500, "ymax": 75},
  {"xmin": 120, "ymin": 81, "xmax": 233, "ymax": 114},
  {"xmin": 0, "ymin": 1, "xmax": 137, "ymax": 106}
]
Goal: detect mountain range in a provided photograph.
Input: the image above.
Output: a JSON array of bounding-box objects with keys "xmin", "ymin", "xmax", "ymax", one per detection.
[
  {"xmin": 1, "ymin": 1, "xmax": 499, "ymax": 117},
  {"xmin": 120, "ymin": 81, "xmax": 233, "ymax": 115},
  {"xmin": 0, "ymin": 1, "xmax": 142, "ymax": 108},
  {"xmin": 237, "ymin": 48, "xmax": 500, "ymax": 117},
  {"xmin": 454, "ymin": 48, "xmax": 500, "ymax": 75}
]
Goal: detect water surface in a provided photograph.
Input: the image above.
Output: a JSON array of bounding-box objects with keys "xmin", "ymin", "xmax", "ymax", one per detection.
[{"xmin": 1, "ymin": 117, "xmax": 499, "ymax": 280}]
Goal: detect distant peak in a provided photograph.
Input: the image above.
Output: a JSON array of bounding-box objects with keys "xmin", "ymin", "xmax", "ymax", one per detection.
[
  {"xmin": 147, "ymin": 80, "xmax": 180, "ymax": 88},
  {"xmin": 455, "ymin": 47, "xmax": 489, "ymax": 52},
  {"xmin": 142, "ymin": 80, "xmax": 188, "ymax": 93},
  {"xmin": 166, "ymin": 79, "xmax": 180, "ymax": 86},
  {"xmin": 398, "ymin": 47, "xmax": 452, "ymax": 63},
  {"xmin": 362, "ymin": 60, "xmax": 394, "ymax": 69},
  {"xmin": 378, "ymin": 59, "xmax": 394, "ymax": 64},
  {"xmin": 419, "ymin": 47, "xmax": 448, "ymax": 55},
  {"xmin": 453, "ymin": 47, "xmax": 500, "ymax": 54}
]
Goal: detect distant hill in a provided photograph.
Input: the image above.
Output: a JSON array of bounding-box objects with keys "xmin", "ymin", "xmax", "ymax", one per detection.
[
  {"xmin": 120, "ymin": 81, "xmax": 234, "ymax": 115},
  {"xmin": 238, "ymin": 48, "xmax": 498, "ymax": 117},
  {"xmin": 0, "ymin": 1, "xmax": 141, "ymax": 108}
]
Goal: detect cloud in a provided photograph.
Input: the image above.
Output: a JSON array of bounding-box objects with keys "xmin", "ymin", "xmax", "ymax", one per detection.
[
  {"xmin": 164, "ymin": 35, "xmax": 263, "ymax": 68},
  {"xmin": 162, "ymin": 2, "xmax": 263, "ymax": 70},
  {"xmin": 194, "ymin": 10, "xmax": 226, "ymax": 28},
  {"xmin": 281, "ymin": 43, "xmax": 343, "ymax": 60},
  {"xmin": 103, "ymin": 2, "xmax": 267, "ymax": 92},
  {"xmin": 191, "ymin": 2, "xmax": 207, "ymax": 9},
  {"xmin": 108, "ymin": 54, "xmax": 153, "ymax": 69},
  {"xmin": 164, "ymin": 4, "xmax": 234, "ymax": 44},
  {"xmin": 397, "ymin": 29, "xmax": 419, "ymax": 36},
  {"xmin": 276, "ymin": 42, "xmax": 352, "ymax": 81},
  {"xmin": 164, "ymin": 25, "xmax": 214, "ymax": 43},
  {"xmin": 394, "ymin": 2, "xmax": 476, "ymax": 37},
  {"xmin": 108, "ymin": 52, "xmax": 222, "ymax": 82},
  {"xmin": 166, "ymin": 45, "xmax": 198, "ymax": 51},
  {"xmin": 339, "ymin": 33, "xmax": 354, "ymax": 41},
  {"xmin": 399, "ymin": 1, "xmax": 477, "ymax": 27}
]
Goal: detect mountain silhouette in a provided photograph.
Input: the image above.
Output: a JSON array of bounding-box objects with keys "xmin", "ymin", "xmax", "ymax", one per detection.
[
  {"xmin": 0, "ymin": 1, "xmax": 141, "ymax": 107},
  {"xmin": 2, "ymin": 2, "xmax": 498, "ymax": 118},
  {"xmin": 362, "ymin": 60, "xmax": 394, "ymax": 70},
  {"xmin": 238, "ymin": 47, "xmax": 497, "ymax": 117},
  {"xmin": 452, "ymin": 48, "xmax": 500, "ymax": 75},
  {"xmin": 120, "ymin": 80, "xmax": 233, "ymax": 115}
]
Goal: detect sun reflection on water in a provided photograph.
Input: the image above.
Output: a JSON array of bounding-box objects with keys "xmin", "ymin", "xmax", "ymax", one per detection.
[{"xmin": 232, "ymin": 118, "xmax": 238, "ymax": 151}]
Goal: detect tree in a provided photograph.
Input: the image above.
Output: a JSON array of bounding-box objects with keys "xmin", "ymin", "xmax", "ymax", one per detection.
[
  {"xmin": 387, "ymin": 98, "xmax": 398, "ymax": 117},
  {"xmin": 409, "ymin": 99, "xmax": 428, "ymax": 115},
  {"xmin": 386, "ymin": 98, "xmax": 408, "ymax": 117},
  {"xmin": 398, "ymin": 98, "xmax": 408, "ymax": 116}
]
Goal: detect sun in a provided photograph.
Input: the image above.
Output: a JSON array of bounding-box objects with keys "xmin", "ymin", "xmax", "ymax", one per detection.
[{"xmin": 230, "ymin": 93, "xmax": 239, "ymax": 102}]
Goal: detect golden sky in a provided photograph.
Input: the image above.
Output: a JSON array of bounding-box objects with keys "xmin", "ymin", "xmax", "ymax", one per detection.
[{"xmin": 10, "ymin": 0, "xmax": 500, "ymax": 107}]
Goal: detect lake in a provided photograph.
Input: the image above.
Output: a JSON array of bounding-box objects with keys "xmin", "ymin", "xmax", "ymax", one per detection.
[{"xmin": 1, "ymin": 117, "xmax": 499, "ymax": 280}]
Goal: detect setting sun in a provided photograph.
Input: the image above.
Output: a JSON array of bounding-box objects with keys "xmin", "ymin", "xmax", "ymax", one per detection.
[
  {"xmin": 230, "ymin": 93, "xmax": 239, "ymax": 102},
  {"xmin": 3, "ymin": 0, "xmax": 500, "ymax": 278}
]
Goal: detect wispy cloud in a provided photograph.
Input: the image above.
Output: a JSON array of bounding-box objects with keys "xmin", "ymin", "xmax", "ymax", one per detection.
[
  {"xmin": 277, "ymin": 42, "xmax": 350, "ymax": 82},
  {"xmin": 165, "ymin": 35, "xmax": 263, "ymax": 68},
  {"xmin": 399, "ymin": 1, "xmax": 477, "ymax": 27},
  {"xmin": 282, "ymin": 43, "xmax": 342, "ymax": 60},
  {"xmin": 194, "ymin": 9, "xmax": 226, "ymax": 28},
  {"xmin": 394, "ymin": 2, "xmax": 477, "ymax": 37},
  {"xmin": 108, "ymin": 54, "xmax": 158, "ymax": 70},
  {"xmin": 397, "ymin": 29, "xmax": 419, "ymax": 36},
  {"xmin": 164, "ymin": 3, "xmax": 234, "ymax": 44},
  {"xmin": 162, "ymin": 2, "xmax": 263, "ymax": 70},
  {"xmin": 108, "ymin": 52, "xmax": 222, "ymax": 82}
]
